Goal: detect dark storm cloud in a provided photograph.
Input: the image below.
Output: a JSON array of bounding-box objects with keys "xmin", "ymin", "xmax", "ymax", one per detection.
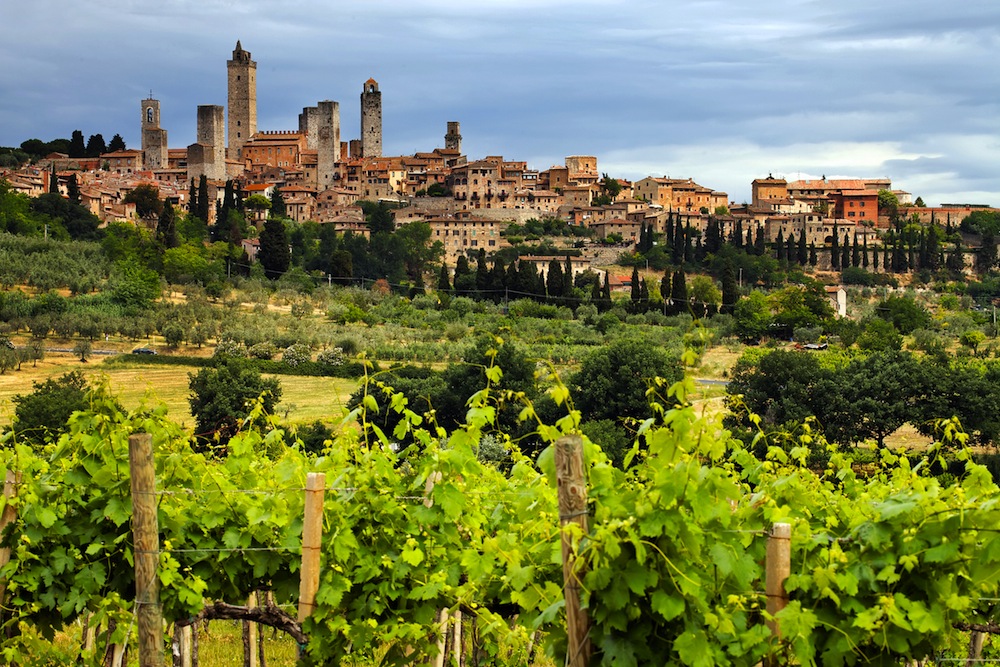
[{"xmin": 0, "ymin": 0, "xmax": 996, "ymax": 205}]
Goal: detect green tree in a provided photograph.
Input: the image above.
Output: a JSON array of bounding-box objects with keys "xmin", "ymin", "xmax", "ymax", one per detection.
[
  {"xmin": 188, "ymin": 358, "xmax": 282, "ymax": 450},
  {"xmin": 73, "ymin": 339, "xmax": 92, "ymax": 363},
  {"xmin": 733, "ymin": 290, "xmax": 771, "ymax": 342},
  {"xmin": 124, "ymin": 183, "xmax": 163, "ymax": 220},
  {"xmin": 66, "ymin": 174, "xmax": 81, "ymax": 205},
  {"xmin": 878, "ymin": 189, "xmax": 900, "ymax": 221},
  {"xmin": 857, "ymin": 318, "xmax": 903, "ymax": 352},
  {"xmin": 10, "ymin": 371, "xmax": 89, "ymax": 447},
  {"xmin": 270, "ymin": 185, "xmax": 287, "ymax": 218},
  {"xmin": 197, "ymin": 175, "xmax": 210, "ymax": 223},
  {"xmin": 68, "ymin": 130, "xmax": 86, "ymax": 158},
  {"xmin": 107, "ymin": 134, "xmax": 126, "ymax": 152},
  {"xmin": 876, "ymin": 295, "xmax": 930, "ymax": 334},
  {"xmin": 258, "ymin": 217, "xmax": 291, "ymax": 279},
  {"xmin": 156, "ymin": 203, "xmax": 179, "ymax": 249},
  {"xmin": 84, "ymin": 133, "xmax": 107, "ymax": 158},
  {"xmin": 571, "ymin": 338, "xmax": 682, "ymax": 424}
]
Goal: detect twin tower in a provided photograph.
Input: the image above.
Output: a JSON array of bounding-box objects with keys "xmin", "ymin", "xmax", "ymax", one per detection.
[{"xmin": 141, "ymin": 41, "xmax": 384, "ymax": 184}]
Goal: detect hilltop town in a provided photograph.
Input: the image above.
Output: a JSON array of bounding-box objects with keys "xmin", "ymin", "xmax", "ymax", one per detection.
[{"xmin": 3, "ymin": 40, "xmax": 996, "ymax": 280}]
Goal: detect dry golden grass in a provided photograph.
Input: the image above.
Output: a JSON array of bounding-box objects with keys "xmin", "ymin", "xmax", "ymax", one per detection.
[{"xmin": 0, "ymin": 351, "xmax": 359, "ymax": 429}]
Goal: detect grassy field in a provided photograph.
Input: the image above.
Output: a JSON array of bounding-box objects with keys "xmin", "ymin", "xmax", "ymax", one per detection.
[{"xmin": 0, "ymin": 351, "xmax": 359, "ymax": 428}]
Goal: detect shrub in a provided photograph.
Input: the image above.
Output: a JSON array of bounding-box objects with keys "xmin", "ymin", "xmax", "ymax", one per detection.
[
  {"xmin": 248, "ymin": 342, "xmax": 278, "ymax": 360},
  {"xmin": 282, "ymin": 343, "xmax": 312, "ymax": 367},
  {"xmin": 213, "ymin": 338, "xmax": 247, "ymax": 358},
  {"xmin": 316, "ymin": 347, "xmax": 346, "ymax": 368}
]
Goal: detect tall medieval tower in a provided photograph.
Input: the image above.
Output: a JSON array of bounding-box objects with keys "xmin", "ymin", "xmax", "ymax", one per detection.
[
  {"xmin": 140, "ymin": 96, "xmax": 168, "ymax": 170},
  {"xmin": 316, "ymin": 100, "xmax": 341, "ymax": 189},
  {"xmin": 445, "ymin": 121, "xmax": 462, "ymax": 153},
  {"xmin": 227, "ymin": 40, "xmax": 257, "ymax": 160},
  {"xmin": 360, "ymin": 78, "xmax": 382, "ymax": 158}
]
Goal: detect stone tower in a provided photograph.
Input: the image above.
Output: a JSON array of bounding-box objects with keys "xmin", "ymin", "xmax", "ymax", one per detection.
[
  {"xmin": 316, "ymin": 100, "xmax": 341, "ymax": 189},
  {"xmin": 140, "ymin": 96, "xmax": 168, "ymax": 170},
  {"xmin": 298, "ymin": 106, "xmax": 319, "ymax": 150},
  {"xmin": 360, "ymin": 78, "xmax": 382, "ymax": 158},
  {"xmin": 187, "ymin": 105, "xmax": 226, "ymax": 182},
  {"xmin": 445, "ymin": 121, "xmax": 462, "ymax": 152},
  {"xmin": 227, "ymin": 40, "xmax": 257, "ymax": 160}
]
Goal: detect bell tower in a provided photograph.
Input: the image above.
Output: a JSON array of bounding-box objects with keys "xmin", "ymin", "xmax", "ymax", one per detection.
[
  {"xmin": 227, "ymin": 40, "xmax": 257, "ymax": 160},
  {"xmin": 141, "ymin": 95, "xmax": 168, "ymax": 170}
]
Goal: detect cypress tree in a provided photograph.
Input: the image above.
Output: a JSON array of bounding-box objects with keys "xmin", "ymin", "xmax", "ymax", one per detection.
[
  {"xmin": 786, "ymin": 233, "xmax": 796, "ymax": 265},
  {"xmin": 775, "ymin": 230, "xmax": 785, "ymax": 262},
  {"xmin": 437, "ymin": 262, "xmax": 451, "ymax": 294},
  {"xmin": 600, "ymin": 272, "xmax": 612, "ymax": 311},
  {"xmin": 862, "ymin": 237, "xmax": 869, "ymax": 268},
  {"xmin": 705, "ymin": 218, "xmax": 721, "ymax": 254},
  {"xmin": 721, "ymin": 262, "xmax": 738, "ymax": 315},
  {"xmin": 475, "ymin": 248, "xmax": 489, "ymax": 295},
  {"xmin": 851, "ymin": 233, "xmax": 860, "ymax": 268},
  {"xmin": 188, "ymin": 178, "xmax": 198, "ymax": 215},
  {"xmin": 683, "ymin": 228, "xmax": 694, "ymax": 263},
  {"xmin": 258, "ymin": 217, "xmax": 290, "ymax": 279},
  {"xmin": 639, "ymin": 275, "xmax": 649, "ymax": 311},
  {"xmin": 270, "ymin": 185, "xmax": 287, "ymax": 218},
  {"xmin": 872, "ymin": 244, "xmax": 880, "ymax": 271},
  {"xmin": 454, "ymin": 255, "xmax": 473, "ymax": 295},
  {"xmin": 831, "ymin": 223, "xmax": 840, "ymax": 270},
  {"xmin": 809, "ymin": 241, "xmax": 818, "ymax": 266},
  {"xmin": 67, "ymin": 174, "xmax": 81, "ymax": 204},
  {"xmin": 797, "ymin": 229, "xmax": 808, "ymax": 265},
  {"xmin": 563, "ymin": 255, "xmax": 574, "ymax": 297},
  {"xmin": 548, "ymin": 258, "xmax": 565, "ymax": 300},
  {"xmin": 630, "ymin": 265, "xmax": 641, "ymax": 310},
  {"xmin": 156, "ymin": 203, "xmax": 179, "ymax": 249},
  {"xmin": 488, "ymin": 259, "xmax": 506, "ymax": 303},
  {"xmin": 671, "ymin": 270, "xmax": 688, "ymax": 316},
  {"xmin": 746, "ymin": 227, "xmax": 754, "ymax": 252},
  {"xmin": 197, "ymin": 175, "xmax": 210, "ymax": 223},
  {"xmin": 660, "ymin": 271, "xmax": 671, "ymax": 311},
  {"xmin": 841, "ymin": 234, "xmax": 850, "ymax": 269},
  {"xmin": 883, "ymin": 244, "xmax": 890, "ymax": 271},
  {"xmin": 49, "ymin": 164, "xmax": 59, "ymax": 193},
  {"xmin": 754, "ymin": 227, "xmax": 765, "ymax": 255}
]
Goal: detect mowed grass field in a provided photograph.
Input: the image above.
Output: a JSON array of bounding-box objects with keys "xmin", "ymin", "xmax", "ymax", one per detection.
[{"xmin": 0, "ymin": 351, "xmax": 359, "ymax": 429}]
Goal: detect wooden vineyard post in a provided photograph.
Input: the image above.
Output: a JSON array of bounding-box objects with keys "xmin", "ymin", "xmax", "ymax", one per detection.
[
  {"xmin": 765, "ymin": 523, "xmax": 792, "ymax": 638},
  {"xmin": 0, "ymin": 469, "xmax": 21, "ymax": 604},
  {"xmin": 297, "ymin": 472, "xmax": 326, "ymax": 628},
  {"xmin": 556, "ymin": 435, "xmax": 591, "ymax": 667},
  {"xmin": 129, "ymin": 433, "xmax": 164, "ymax": 667}
]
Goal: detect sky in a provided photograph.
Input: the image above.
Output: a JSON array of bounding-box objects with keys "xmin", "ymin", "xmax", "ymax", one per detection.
[{"xmin": 1, "ymin": 0, "xmax": 998, "ymax": 206}]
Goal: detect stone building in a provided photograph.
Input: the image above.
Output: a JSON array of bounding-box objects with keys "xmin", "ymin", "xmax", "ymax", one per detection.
[
  {"xmin": 187, "ymin": 105, "xmax": 226, "ymax": 182},
  {"xmin": 360, "ymin": 79, "xmax": 382, "ymax": 158},
  {"xmin": 227, "ymin": 41, "xmax": 257, "ymax": 161},
  {"xmin": 141, "ymin": 97, "xmax": 168, "ymax": 170},
  {"xmin": 298, "ymin": 106, "xmax": 319, "ymax": 150}
]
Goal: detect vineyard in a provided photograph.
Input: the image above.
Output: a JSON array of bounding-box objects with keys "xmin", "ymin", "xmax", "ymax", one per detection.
[{"xmin": 3, "ymin": 370, "xmax": 1000, "ymax": 666}]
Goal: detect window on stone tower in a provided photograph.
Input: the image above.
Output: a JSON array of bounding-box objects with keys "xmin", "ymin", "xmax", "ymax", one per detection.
[{"xmin": 146, "ymin": 107, "xmax": 153, "ymax": 124}]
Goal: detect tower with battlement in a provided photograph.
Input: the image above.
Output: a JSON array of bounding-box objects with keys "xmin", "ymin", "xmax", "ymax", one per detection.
[
  {"xmin": 227, "ymin": 40, "xmax": 257, "ymax": 160},
  {"xmin": 317, "ymin": 100, "xmax": 341, "ymax": 189},
  {"xmin": 360, "ymin": 78, "xmax": 382, "ymax": 158},
  {"xmin": 445, "ymin": 121, "xmax": 462, "ymax": 153},
  {"xmin": 141, "ymin": 96, "xmax": 168, "ymax": 170}
]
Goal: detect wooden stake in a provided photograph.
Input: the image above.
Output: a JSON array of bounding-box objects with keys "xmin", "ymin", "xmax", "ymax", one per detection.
[
  {"xmin": 129, "ymin": 433, "xmax": 164, "ymax": 667},
  {"xmin": 432, "ymin": 609, "xmax": 449, "ymax": 667},
  {"xmin": 243, "ymin": 592, "xmax": 259, "ymax": 667},
  {"xmin": 765, "ymin": 522, "xmax": 792, "ymax": 638},
  {"xmin": 555, "ymin": 435, "xmax": 590, "ymax": 667},
  {"xmin": 297, "ymin": 472, "xmax": 326, "ymax": 625},
  {"xmin": 452, "ymin": 610, "xmax": 462, "ymax": 667},
  {"xmin": 0, "ymin": 470, "xmax": 21, "ymax": 604}
]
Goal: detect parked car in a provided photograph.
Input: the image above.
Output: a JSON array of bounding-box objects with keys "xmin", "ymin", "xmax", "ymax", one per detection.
[{"xmin": 132, "ymin": 347, "xmax": 157, "ymax": 355}]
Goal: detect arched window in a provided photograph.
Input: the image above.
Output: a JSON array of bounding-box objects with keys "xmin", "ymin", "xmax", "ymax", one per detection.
[{"xmin": 146, "ymin": 107, "xmax": 153, "ymax": 124}]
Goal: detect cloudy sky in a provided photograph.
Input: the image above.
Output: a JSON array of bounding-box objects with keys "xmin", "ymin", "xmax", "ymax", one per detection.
[{"xmin": 1, "ymin": 0, "xmax": 998, "ymax": 206}]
